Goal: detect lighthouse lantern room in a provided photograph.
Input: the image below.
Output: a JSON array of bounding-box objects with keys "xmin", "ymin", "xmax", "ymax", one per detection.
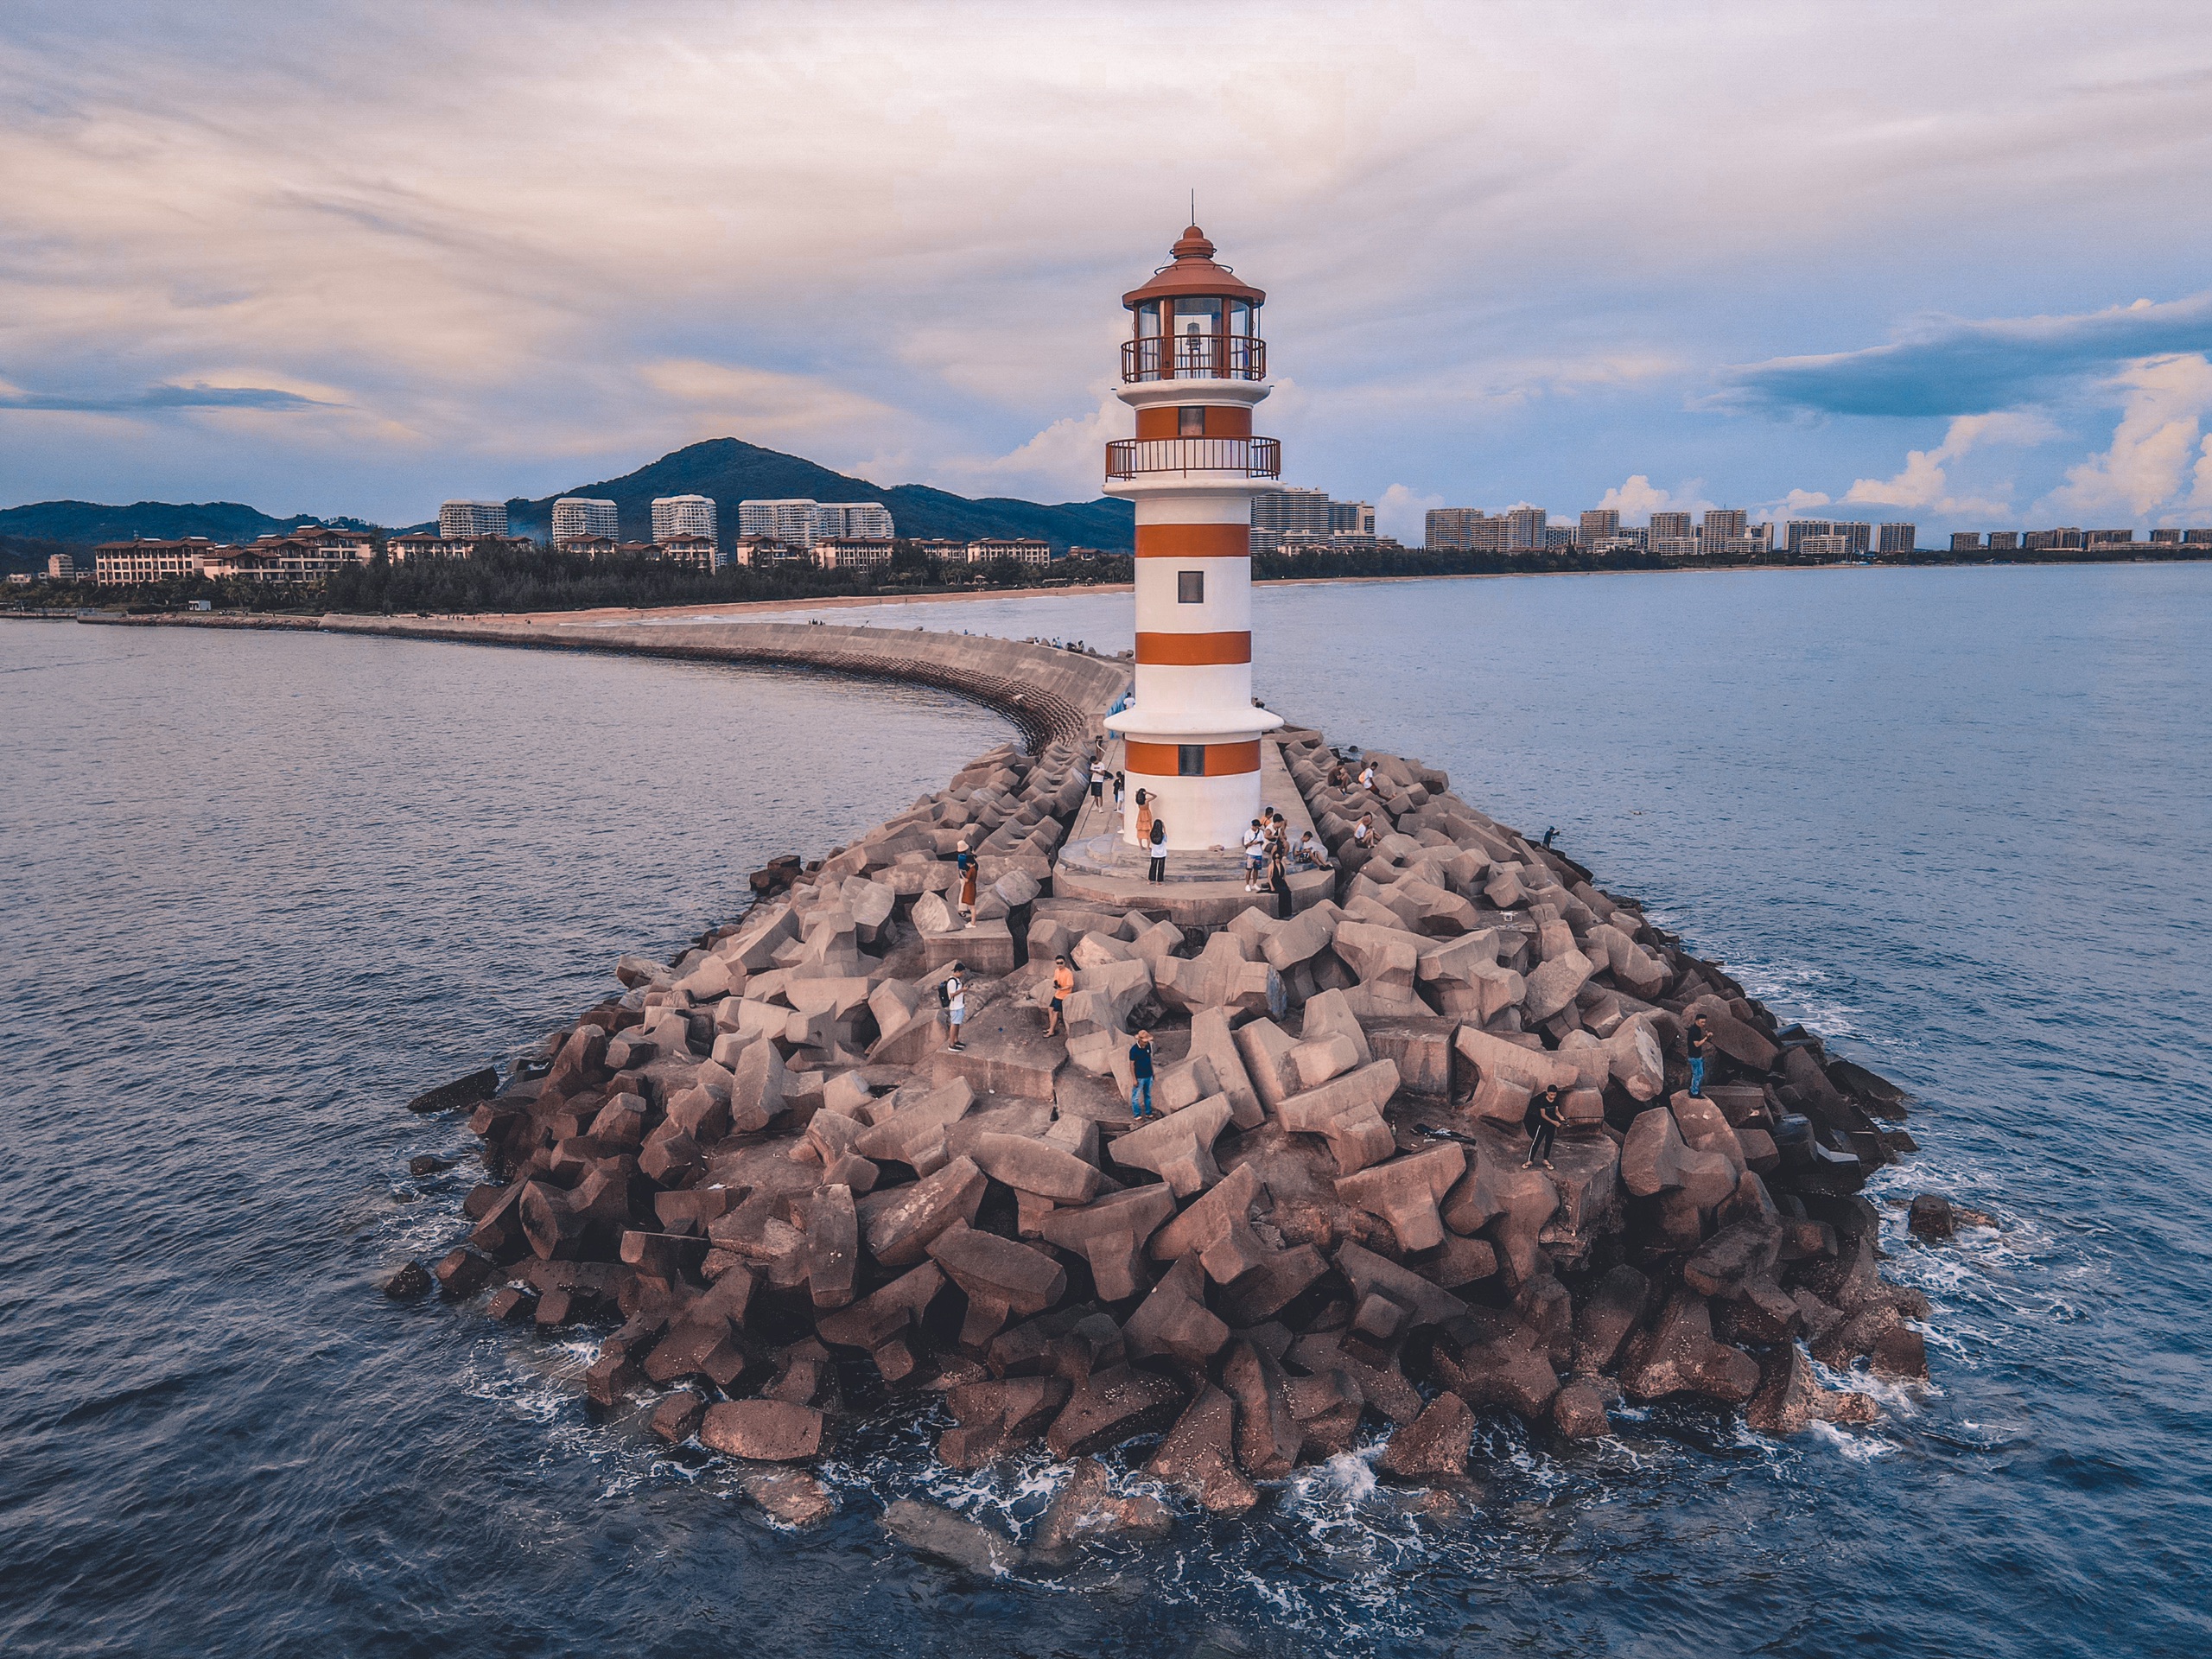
[{"xmin": 1103, "ymin": 225, "xmax": 1285, "ymax": 851}]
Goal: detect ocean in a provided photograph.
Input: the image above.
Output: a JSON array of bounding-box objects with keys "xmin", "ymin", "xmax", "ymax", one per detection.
[{"xmin": 3, "ymin": 563, "xmax": 2207, "ymax": 1656}]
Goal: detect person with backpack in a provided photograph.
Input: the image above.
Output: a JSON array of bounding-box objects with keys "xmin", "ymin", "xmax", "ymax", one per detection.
[
  {"xmin": 1688, "ymin": 1015, "xmax": 1713, "ymax": 1096},
  {"xmin": 1147, "ymin": 813, "xmax": 1167, "ymax": 882},
  {"xmin": 1045, "ymin": 954, "xmax": 1076, "ymax": 1038},
  {"xmin": 1128, "ymin": 1029, "xmax": 1155, "ymax": 1121},
  {"xmin": 1524, "ymin": 1083, "xmax": 1564, "ymax": 1170},
  {"xmin": 941, "ymin": 963, "xmax": 966, "ymax": 1052}
]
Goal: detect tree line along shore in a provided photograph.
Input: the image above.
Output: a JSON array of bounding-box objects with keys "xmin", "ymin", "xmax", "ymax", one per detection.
[{"xmin": 9, "ymin": 535, "xmax": 2208, "ymax": 619}]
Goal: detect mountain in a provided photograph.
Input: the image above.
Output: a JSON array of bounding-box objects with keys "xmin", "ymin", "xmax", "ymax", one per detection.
[
  {"xmin": 504, "ymin": 439, "xmax": 1134, "ymax": 550},
  {"xmin": 0, "ymin": 499, "xmax": 362, "ymax": 549},
  {"xmin": 0, "ymin": 440, "xmax": 1135, "ymax": 572}
]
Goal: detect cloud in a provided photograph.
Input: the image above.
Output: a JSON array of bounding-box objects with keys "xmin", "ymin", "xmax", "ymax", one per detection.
[
  {"xmin": 938, "ymin": 394, "xmax": 1124, "ymax": 502},
  {"xmin": 1762, "ymin": 488, "xmax": 1833, "ymax": 524},
  {"xmin": 1376, "ymin": 482, "xmax": 1440, "ymax": 543},
  {"xmin": 1596, "ymin": 474, "xmax": 1713, "ymax": 524},
  {"xmin": 638, "ymin": 359, "xmax": 905, "ymax": 442},
  {"xmin": 1716, "ymin": 293, "xmax": 2212, "ymax": 418},
  {"xmin": 0, "ymin": 380, "xmax": 331, "ymax": 413},
  {"xmin": 2044, "ymin": 353, "xmax": 2212, "ymax": 518},
  {"xmin": 1838, "ymin": 410, "xmax": 2054, "ymax": 512}
]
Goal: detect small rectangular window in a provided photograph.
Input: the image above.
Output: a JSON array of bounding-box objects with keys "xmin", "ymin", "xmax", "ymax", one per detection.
[
  {"xmin": 1178, "ymin": 569, "xmax": 1205, "ymax": 604},
  {"xmin": 1179, "ymin": 406, "xmax": 1206, "ymax": 436},
  {"xmin": 1178, "ymin": 744, "xmax": 1206, "ymax": 777}
]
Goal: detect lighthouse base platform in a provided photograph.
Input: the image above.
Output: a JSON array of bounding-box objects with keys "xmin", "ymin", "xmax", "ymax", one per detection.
[{"xmin": 1052, "ymin": 736, "xmax": 1335, "ymax": 926}]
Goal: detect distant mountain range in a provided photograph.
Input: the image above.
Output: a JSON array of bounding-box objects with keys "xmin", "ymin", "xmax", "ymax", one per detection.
[{"xmin": 0, "ymin": 439, "xmax": 1135, "ymax": 570}]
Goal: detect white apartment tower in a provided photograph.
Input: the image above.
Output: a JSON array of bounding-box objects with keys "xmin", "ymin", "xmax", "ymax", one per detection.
[
  {"xmin": 439, "ymin": 500, "xmax": 508, "ymax": 539},
  {"xmin": 1580, "ymin": 508, "xmax": 1620, "ymax": 546},
  {"xmin": 819, "ymin": 501, "xmax": 896, "ymax": 540},
  {"xmin": 1505, "ymin": 505, "xmax": 1548, "ymax": 551},
  {"xmin": 651, "ymin": 494, "xmax": 718, "ymax": 544},
  {"xmin": 551, "ymin": 498, "xmax": 619, "ymax": 547},
  {"xmin": 739, "ymin": 499, "xmax": 827, "ymax": 548}
]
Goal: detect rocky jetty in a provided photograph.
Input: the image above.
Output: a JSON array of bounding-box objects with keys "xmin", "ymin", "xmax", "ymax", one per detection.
[{"xmin": 399, "ymin": 727, "xmax": 1930, "ymax": 1520}]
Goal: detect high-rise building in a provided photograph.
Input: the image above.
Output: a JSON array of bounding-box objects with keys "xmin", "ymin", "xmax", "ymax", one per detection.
[
  {"xmin": 1702, "ymin": 508, "xmax": 1747, "ymax": 544},
  {"xmin": 651, "ymin": 494, "xmax": 718, "ymax": 544},
  {"xmin": 2086, "ymin": 528, "xmax": 2134, "ymax": 544},
  {"xmin": 1649, "ymin": 511, "xmax": 1693, "ymax": 543},
  {"xmin": 1505, "ymin": 505, "xmax": 1547, "ymax": 552},
  {"xmin": 2183, "ymin": 528, "xmax": 2212, "ymax": 544},
  {"xmin": 551, "ymin": 498, "xmax": 619, "ymax": 547},
  {"xmin": 1580, "ymin": 508, "xmax": 1620, "ymax": 547},
  {"xmin": 1878, "ymin": 523, "xmax": 1917, "ymax": 555},
  {"xmin": 2150, "ymin": 528, "xmax": 2182, "ymax": 543},
  {"xmin": 817, "ymin": 501, "xmax": 895, "ymax": 540},
  {"xmin": 439, "ymin": 500, "xmax": 508, "ymax": 539},
  {"xmin": 1251, "ymin": 486, "xmax": 1332, "ymax": 538},
  {"xmin": 1543, "ymin": 525, "xmax": 1577, "ymax": 550},
  {"xmin": 1950, "ymin": 531, "xmax": 1983, "ymax": 552},
  {"xmin": 1330, "ymin": 499, "xmax": 1376, "ymax": 537},
  {"xmin": 2023, "ymin": 527, "xmax": 2085, "ymax": 550},
  {"xmin": 1988, "ymin": 531, "xmax": 2019, "ymax": 551},
  {"xmin": 1786, "ymin": 518, "xmax": 1872, "ymax": 559},
  {"xmin": 738, "ymin": 499, "xmax": 828, "ymax": 548},
  {"xmin": 1102, "ymin": 222, "xmax": 1283, "ymax": 849}
]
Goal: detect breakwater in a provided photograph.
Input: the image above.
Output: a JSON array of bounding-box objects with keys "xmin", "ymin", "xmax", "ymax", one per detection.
[{"xmin": 367, "ymin": 611, "xmax": 1936, "ymax": 1554}]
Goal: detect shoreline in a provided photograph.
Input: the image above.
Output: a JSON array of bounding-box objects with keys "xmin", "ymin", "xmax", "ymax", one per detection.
[{"xmin": 12, "ymin": 550, "xmax": 2206, "ymax": 631}]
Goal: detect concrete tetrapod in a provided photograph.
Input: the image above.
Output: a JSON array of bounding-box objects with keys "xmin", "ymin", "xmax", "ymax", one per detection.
[
  {"xmin": 1037, "ymin": 1185, "xmax": 1177, "ymax": 1301},
  {"xmin": 925, "ymin": 1220, "xmax": 1069, "ymax": 1344},
  {"xmin": 1274, "ymin": 1059, "xmax": 1401, "ymax": 1175},
  {"xmin": 1110, "ymin": 1095, "xmax": 1235, "ymax": 1198},
  {"xmin": 1147, "ymin": 1162, "xmax": 1269, "ymax": 1285},
  {"xmin": 1334, "ymin": 1142, "xmax": 1466, "ymax": 1253}
]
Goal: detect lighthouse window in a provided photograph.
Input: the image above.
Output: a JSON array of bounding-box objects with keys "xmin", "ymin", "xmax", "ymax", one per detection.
[
  {"xmin": 1230, "ymin": 299, "xmax": 1254, "ymax": 335},
  {"xmin": 1178, "ymin": 745, "xmax": 1206, "ymax": 777},
  {"xmin": 1178, "ymin": 570, "xmax": 1205, "ymax": 604},
  {"xmin": 1178, "ymin": 406, "xmax": 1205, "ymax": 436},
  {"xmin": 1135, "ymin": 302, "xmax": 1160, "ymax": 338}
]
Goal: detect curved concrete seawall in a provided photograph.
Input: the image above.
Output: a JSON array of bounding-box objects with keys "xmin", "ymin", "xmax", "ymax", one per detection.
[{"xmin": 321, "ymin": 616, "xmax": 1130, "ymax": 751}]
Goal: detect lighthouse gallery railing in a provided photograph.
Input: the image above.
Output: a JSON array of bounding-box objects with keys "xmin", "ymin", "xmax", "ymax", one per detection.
[
  {"xmin": 1121, "ymin": 334, "xmax": 1268, "ymax": 383},
  {"xmin": 1104, "ymin": 437, "xmax": 1281, "ymax": 480}
]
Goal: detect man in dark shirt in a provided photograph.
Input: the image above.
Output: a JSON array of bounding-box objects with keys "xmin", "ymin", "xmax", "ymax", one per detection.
[
  {"xmin": 1524, "ymin": 1083, "xmax": 1564, "ymax": 1170},
  {"xmin": 1128, "ymin": 1029, "xmax": 1155, "ymax": 1121},
  {"xmin": 1688, "ymin": 1016, "xmax": 1712, "ymax": 1096}
]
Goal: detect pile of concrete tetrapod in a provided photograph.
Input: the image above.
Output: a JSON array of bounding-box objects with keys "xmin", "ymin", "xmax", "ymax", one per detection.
[{"xmin": 394, "ymin": 728, "xmax": 1931, "ymax": 1539}]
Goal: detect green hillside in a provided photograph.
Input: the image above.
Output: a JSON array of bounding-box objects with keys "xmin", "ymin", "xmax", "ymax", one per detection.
[
  {"xmin": 0, "ymin": 499, "xmax": 338, "ymax": 549},
  {"xmin": 505, "ymin": 438, "xmax": 1135, "ymax": 550}
]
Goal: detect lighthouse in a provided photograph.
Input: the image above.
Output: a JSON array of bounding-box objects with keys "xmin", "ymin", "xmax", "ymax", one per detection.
[{"xmin": 1103, "ymin": 225, "xmax": 1284, "ymax": 851}]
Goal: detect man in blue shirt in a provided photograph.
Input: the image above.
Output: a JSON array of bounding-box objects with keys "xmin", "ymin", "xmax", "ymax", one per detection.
[{"xmin": 1128, "ymin": 1029, "xmax": 1155, "ymax": 1121}]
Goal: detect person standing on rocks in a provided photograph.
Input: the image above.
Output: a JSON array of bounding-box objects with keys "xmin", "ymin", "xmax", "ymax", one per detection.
[
  {"xmin": 1147, "ymin": 814, "xmax": 1167, "ymax": 882},
  {"xmin": 1268, "ymin": 841, "xmax": 1294, "ymax": 918},
  {"xmin": 1688, "ymin": 1015, "xmax": 1713, "ymax": 1096},
  {"xmin": 943, "ymin": 963, "xmax": 967, "ymax": 1052},
  {"xmin": 1046, "ymin": 955, "xmax": 1076, "ymax": 1038},
  {"xmin": 958, "ymin": 853, "xmax": 980, "ymax": 924},
  {"xmin": 1128, "ymin": 1029, "xmax": 1155, "ymax": 1121},
  {"xmin": 1524, "ymin": 1084, "xmax": 1564, "ymax": 1170}
]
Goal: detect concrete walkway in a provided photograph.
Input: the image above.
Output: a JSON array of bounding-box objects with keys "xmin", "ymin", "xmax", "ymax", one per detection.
[{"xmin": 1052, "ymin": 735, "xmax": 1333, "ymax": 925}]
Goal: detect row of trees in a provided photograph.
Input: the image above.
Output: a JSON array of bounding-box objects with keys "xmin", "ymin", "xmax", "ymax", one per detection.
[{"xmin": 14, "ymin": 535, "xmax": 2206, "ymax": 616}]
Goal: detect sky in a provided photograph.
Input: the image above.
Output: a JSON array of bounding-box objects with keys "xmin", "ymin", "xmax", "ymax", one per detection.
[{"xmin": 5, "ymin": 2, "xmax": 2212, "ymax": 542}]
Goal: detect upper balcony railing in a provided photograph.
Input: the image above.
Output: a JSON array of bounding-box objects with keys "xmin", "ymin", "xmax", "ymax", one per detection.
[
  {"xmin": 1122, "ymin": 334, "xmax": 1268, "ymax": 384},
  {"xmin": 1105, "ymin": 437, "xmax": 1281, "ymax": 480}
]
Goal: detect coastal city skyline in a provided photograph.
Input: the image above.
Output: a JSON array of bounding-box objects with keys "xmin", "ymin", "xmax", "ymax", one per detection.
[{"xmin": 7, "ymin": 4, "xmax": 2212, "ymax": 543}]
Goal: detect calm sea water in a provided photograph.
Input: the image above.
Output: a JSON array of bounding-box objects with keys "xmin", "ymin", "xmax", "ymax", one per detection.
[{"xmin": 3, "ymin": 564, "xmax": 2208, "ymax": 1657}]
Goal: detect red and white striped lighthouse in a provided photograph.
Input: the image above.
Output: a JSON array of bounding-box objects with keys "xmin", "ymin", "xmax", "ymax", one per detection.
[{"xmin": 1103, "ymin": 225, "xmax": 1283, "ymax": 849}]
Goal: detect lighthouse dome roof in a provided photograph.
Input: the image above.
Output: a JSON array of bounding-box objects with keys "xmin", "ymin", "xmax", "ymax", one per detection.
[{"xmin": 1122, "ymin": 225, "xmax": 1265, "ymax": 308}]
